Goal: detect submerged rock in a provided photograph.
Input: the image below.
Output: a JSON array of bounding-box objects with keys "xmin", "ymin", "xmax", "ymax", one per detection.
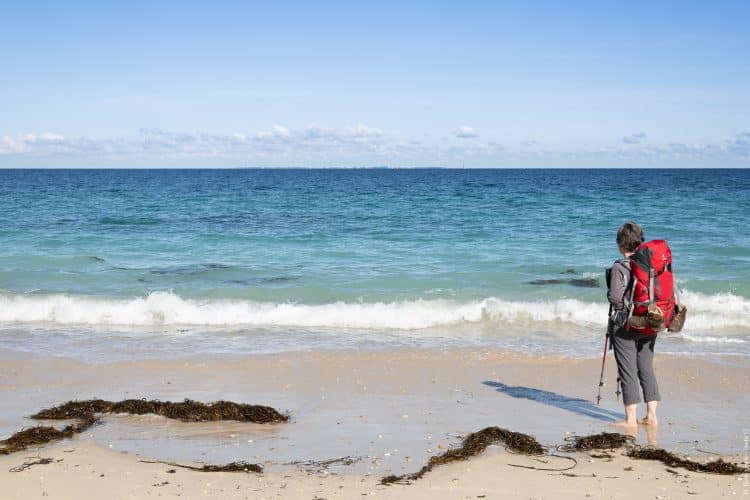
[{"xmin": 528, "ymin": 277, "xmax": 599, "ymax": 288}]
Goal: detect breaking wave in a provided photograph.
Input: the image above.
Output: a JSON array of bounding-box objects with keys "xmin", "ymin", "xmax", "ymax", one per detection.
[{"xmin": 0, "ymin": 290, "xmax": 748, "ymax": 333}]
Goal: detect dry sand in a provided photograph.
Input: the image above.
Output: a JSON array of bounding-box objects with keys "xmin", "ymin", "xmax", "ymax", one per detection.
[
  {"xmin": 1, "ymin": 348, "xmax": 748, "ymax": 498},
  {"xmin": 1, "ymin": 440, "xmax": 745, "ymax": 499}
]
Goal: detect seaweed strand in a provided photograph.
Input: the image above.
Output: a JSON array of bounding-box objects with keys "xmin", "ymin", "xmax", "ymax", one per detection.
[{"xmin": 381, "ymin": 426, "xmax": 545, "ymax": 484}]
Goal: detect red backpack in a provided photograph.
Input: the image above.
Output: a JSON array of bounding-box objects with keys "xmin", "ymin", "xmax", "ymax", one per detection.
[{"xmin": 628, "ymin": 240, "xmax": 675, "ymax": 334}]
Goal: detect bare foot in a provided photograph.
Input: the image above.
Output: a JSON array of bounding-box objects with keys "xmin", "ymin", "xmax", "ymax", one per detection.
[
  {"xmin": 638, "ymin": 416, "xmax": 659, "ymax": 426},
  {"xmin": 610, "ymin": 420, "xmax": 638, "ymax": 429}
]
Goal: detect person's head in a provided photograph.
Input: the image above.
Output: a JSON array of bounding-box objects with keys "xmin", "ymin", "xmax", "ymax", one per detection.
[{"xmin": 616, "ymin": 221, "xmax": 644, "ymax": 256}]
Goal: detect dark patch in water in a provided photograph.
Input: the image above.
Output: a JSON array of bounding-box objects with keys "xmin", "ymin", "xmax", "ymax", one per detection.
[
  {"xmin": 149, "ymin": 263, "xmax": 233, "ymax": 275},
  {"xmin": 223, "ymin": 279, "xmax": 251, "ymax": 285},
  {"xmin": 88, "ymin": 256, "xmax": 105, "ymax": 262},
  {"xmin": 528, "ymin": 277, "xmax": 599, "ymax": 288},
  {"xmin": 223, "ymin": 276, "xmax": 299, "ymax": 286},
  {"xmin": 98, "ymin": 216, "xmax": 162, "ymax": 226},
  {"xmin": 561, "ymin": 268, "xmax": 577, "ymax": 274},
  {"xmin": 205, "ymin": 263, "xmax": 232, "ymax": 270},
  {"xmin": 259, "ymin": 276, "xmax": 298, "ymax": 284}
]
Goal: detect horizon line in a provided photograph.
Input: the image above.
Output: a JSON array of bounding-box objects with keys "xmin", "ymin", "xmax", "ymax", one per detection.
[{"xmin": 1, "ymin": 166, "xmax": 747, "ymax": 170}]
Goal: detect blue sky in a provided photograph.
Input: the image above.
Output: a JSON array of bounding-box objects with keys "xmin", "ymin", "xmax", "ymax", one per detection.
[{"xmin": 1, "ymin": 1, "xmax": 748, "ymax": 167}]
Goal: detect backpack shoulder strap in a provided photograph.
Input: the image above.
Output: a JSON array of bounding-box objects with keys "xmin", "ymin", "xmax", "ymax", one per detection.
[{"xmin": 618, "ymin": 258, "xmax": 637, "ymax": 320}]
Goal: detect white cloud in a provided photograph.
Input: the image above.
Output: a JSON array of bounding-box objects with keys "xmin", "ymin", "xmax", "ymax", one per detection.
[
  {"xmin": 622, "ymin": 132, "xmax": 648, "ymax": 144},
  {"xmin": 255, "ymin": 124, "xmax": 291, "ymax": 141},
  {"xmin": 454, "ymin": 125, "xmax": 479, "ymax": 139},
  {"xmin": 0, "ymin": 132, "xmax": 123, "ymax": 156},
  {"xmin": 0, "ymin": 128, "xmax": 748, "ymax": 167},
  {"xmin": 0, "ymin": 125, "xmax": 396, "ymax": 164}
]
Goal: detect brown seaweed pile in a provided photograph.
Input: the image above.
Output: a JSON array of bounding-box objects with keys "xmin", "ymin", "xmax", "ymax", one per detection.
[
  {"xmin": 32, "ymin": 399, "xmax": 287, "ymax": 423},
  {"xmin": 562, "ymin": 432, "xmax": 634, "ymax": 451},
  {"xmin": 628, "ymin": 447, "xmax": 748, "ymax": 475},
  {"xmin": 1, "ymin": 398, "xmax": 286, "ymax": 456},
  {"xmin": 381, "ymin": 426, "xmax": 545, "ymax": 484},
  {"xmin": 0, "ymin": 416, "xmax": 98, "ymax": 455}
]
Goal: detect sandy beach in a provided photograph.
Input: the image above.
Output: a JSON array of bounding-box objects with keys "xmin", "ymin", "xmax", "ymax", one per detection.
[
  {"xmin": 2, "ymin": 439, "xmax": 745, "ymax": 499},
  {"xmin": 3, "ymin": 0, "xmax": 749, "ymax": 496},
  {"xmin": 1, "ymin": 348, "xmax": 747, "ymax": 498}
]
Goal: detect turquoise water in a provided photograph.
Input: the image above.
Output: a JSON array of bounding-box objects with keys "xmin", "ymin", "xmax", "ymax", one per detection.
[{"xmin": 0, "ymin": 168, "xmax": 748, "ymax": 360}]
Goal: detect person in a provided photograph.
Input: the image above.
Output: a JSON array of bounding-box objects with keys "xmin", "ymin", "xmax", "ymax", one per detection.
[{"xmin": 606, "ymin": 221, "xmax": 660, "ymax": 428}]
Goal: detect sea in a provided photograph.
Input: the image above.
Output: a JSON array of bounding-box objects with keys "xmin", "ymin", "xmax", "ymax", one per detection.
[{"xmin": 0, "ymin": 168, "xmax": 748, "ymax": 362}]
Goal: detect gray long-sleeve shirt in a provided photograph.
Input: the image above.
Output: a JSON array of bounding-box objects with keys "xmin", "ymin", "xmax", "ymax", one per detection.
[{"xmin": 607, "ymin": 260, "xmax": 631, "ymax": 312}]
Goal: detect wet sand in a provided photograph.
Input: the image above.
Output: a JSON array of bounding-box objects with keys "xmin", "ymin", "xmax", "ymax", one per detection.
[{"xmin": 1, "ymin": 348, "xmax": 748, "ymax": 498}]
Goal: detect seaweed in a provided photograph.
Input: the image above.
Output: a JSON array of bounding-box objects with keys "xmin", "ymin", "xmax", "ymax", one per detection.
[
  {"xmin": 1, "ymin": 398, "xmax": 286, "ymax": 456},
  {"xmin": 9, "ymin": 457, "xmax": 62, "ymax": 472},
  {"xmin": 628, "ymin": 447, "xmax": 748, "ymax": 475},
  {"xmin": 562, "ymin": 432, "xmax": 634, "ymax": 451},
  {"xmin": 289, "ymin": 456, "xmax": 362, "ymax": 471},
  {"xmin": 381, "ymin": 426, "xmax": 545, "ymax": 484},
  {"xmin": 199, "ymin": 462, "xmax": 263, "ymax": 473},
  {"xmin": 32, "ymin": 399, "xmax": 287, "ymax": 423},
  {"xmin": 140, "ymin": 459, "xmax": 262, "ymax": 473},
  {"xmin": 562, "ymin": 433, "xmax": 747, "ymax": 475},
  {"xmin": 32, "ymin": 399, "xmax": 111, "ymax": 419},
  {"xmin": 0, "ymin": 416, "xmax": 98, "ymax": 455}
]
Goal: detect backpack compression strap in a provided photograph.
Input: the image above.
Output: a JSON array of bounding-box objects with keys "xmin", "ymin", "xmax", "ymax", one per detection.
[
  {"xmin": 649, "ymin": 268, "xmax": 655, "ymax": 304},
  {"xmin": 626, "ymin": 261, "xmax": 636, "ymax": 323}
]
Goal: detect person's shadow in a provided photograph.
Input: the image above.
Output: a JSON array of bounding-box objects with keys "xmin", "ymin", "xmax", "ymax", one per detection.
[{"xmin": 482, "ymin": 381, "xmax": 624, "ymax": 422}]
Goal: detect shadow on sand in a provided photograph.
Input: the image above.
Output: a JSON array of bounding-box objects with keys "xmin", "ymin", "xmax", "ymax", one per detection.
[{"xmin": 483, "ymin": 381, "xmax": 623, "ymax": 422}]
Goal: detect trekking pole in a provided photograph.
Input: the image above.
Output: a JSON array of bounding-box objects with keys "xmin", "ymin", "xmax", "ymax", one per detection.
[{"xmin": 596, "ymin": 305, "xmax": 613, "ymax": 405}]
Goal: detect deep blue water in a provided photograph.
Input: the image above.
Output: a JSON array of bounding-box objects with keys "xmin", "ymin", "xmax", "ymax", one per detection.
[{"xmin": 0, "ymin": 168, "xmax": 748, "ymax": 359}]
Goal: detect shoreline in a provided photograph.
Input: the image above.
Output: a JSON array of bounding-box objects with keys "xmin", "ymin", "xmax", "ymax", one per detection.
[{"xmin": 1, "ymin": 346, "xmax": 748, "ymax": 497}]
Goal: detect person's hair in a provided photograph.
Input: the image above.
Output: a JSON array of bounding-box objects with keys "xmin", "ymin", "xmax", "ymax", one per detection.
[{"xmin": 616, "ymin": 221, "xmax": 644, "ymax": 253}]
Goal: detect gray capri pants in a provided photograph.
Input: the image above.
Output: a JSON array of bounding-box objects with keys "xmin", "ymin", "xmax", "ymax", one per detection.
[{"xmin": 612, "ymin": 330, "xmax": 661, "ymax": 405}]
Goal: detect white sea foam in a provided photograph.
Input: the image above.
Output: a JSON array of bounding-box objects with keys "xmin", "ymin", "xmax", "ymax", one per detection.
[
  {"xmin": 678, "ymin": 333, "xmax": 745, "ymax": 344},
  {"xmin": 678, "ymin": 290, "xmax": 750, "ymax": 330},
  {"xmin": 1, "ymin": 290, "xmax": 748, "ymax": 336},
  {"xmin": 0, "ymin": 292, "xmax": 604, "ymax": 329}
]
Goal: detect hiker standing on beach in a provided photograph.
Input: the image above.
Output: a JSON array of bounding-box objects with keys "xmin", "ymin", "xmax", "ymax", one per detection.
[{"xmin": 606, "ymin": 221, "xmax": 662, "ymax": 428}]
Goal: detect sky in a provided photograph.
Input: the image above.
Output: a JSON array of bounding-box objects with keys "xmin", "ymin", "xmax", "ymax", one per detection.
[{"xmin": 1, "ymin": 1, "xmax": 748, "ymax": 167}]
